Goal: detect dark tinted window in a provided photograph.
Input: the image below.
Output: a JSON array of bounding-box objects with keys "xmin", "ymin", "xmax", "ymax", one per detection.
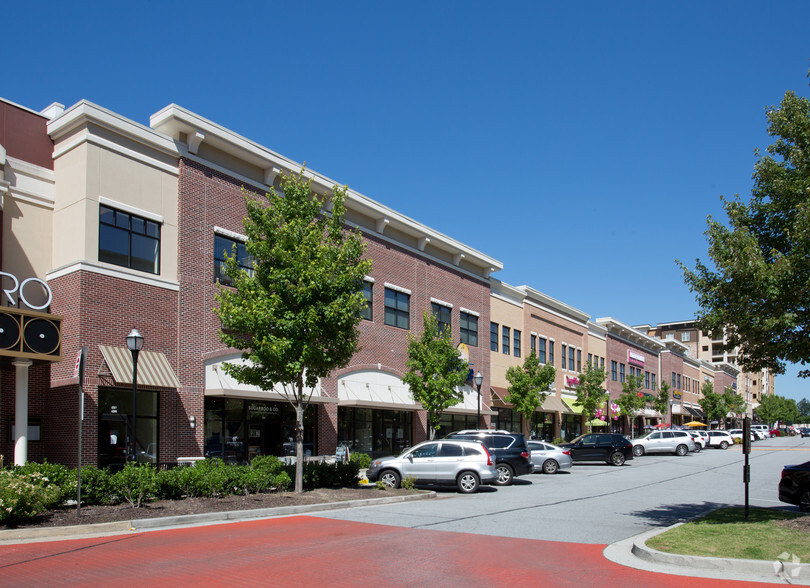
[
  {"xmin": 488, "ymin": 435, "xmax": 513, "ymax": 449},
  {"xmin": 663, "ymin": 432, "xmax": 674, "ymax": 438},
  {"xmin": 440, "ymin": 443, "xmax": 463, "ymax": 457},
  {"xmin": 464, "ymin": 445, "xmax": 484, "ymax": 456}
]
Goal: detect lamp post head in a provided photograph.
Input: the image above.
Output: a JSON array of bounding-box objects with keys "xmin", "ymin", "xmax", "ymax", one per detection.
[
  {"xmin": 474, "ymin": 372, "xmax": 483, "ymax": 388},
  {"xmin": 126, "ymin": 328, "xmax": 144, "ymax": 352}
]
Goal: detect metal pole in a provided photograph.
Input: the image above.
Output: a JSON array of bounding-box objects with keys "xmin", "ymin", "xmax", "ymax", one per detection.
[
  {"xmin": 476, "ymin": 381, "xmax": 481, "ymax": 427},
  {"xmin": 131, "ymin": 349, "xmax": 139, "ymax": 462}
]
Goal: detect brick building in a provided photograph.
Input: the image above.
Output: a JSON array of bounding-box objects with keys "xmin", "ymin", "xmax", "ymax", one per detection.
[{"xmin": 1, "ymin": 98, "xmax": 501, "ymax": 467}]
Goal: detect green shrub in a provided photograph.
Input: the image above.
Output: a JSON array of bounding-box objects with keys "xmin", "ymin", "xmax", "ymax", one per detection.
[
  {"xmin": 0, "ymin": 469, "xmax": 61, "ymax": 526},
  {"xmin": 283, "ymin": 460, "xmax": 360, "ymax": 490},
  {"xmin": 111, "ymin": 463, "xmax": 158, "ymax": 507},
  {"xmin": 154, "ymin": 467, "xmax": 187, "ymax": 501},
  {"xmin": 14, "ymin": 460, "xmax": 75, "ymax": 507},
  {"xmin": 401, "ymin": 475, "xmax": 416, "ymax": 490},
  {"xmin": 349, "ymin": 452, "xmax": 371, "ymax": 469},
  {"xmin": 78, "ymin": 465, "xmax": 116, "ymax": 505}
]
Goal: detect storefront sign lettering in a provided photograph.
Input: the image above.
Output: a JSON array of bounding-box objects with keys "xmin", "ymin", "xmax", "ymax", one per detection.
[
  {"xmin": 0, "ymin": 271, "xmax": 52, "ymax": 310},
  {"xmin": 627, "ymin": 350, "xmax": 645, "ymax": 367}
]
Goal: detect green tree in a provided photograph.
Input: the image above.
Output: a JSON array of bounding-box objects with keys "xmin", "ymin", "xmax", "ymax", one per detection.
[
  {"xmin": 680, "ymin": 72, "xmax": 810, "ymax": 377},
  {"xmin": 505, "ymin": 353, "xmax": 557, "ymax": 432},
  {"xmin": 402, "ymin": 311, "xmax": 470, "ymax": 440},
  {"xmin": 652, "ymin": 380, "xmax": 672, "ymax": 422},
  {"xmin": 216, "ymin": 169, "xmax": 372, "ymax": 493},
  {"xmin": 798, "ymin": 398, "xmax": 810, "ymax": 418},
  {"xmin": 756, "ymin": 394, "xmax": 799, "ymax": 426},
  {"xmin": 722, "ymin": 388, "xmax": 746, "ymax": 419},
  {"xmin": 574, "ymin": 362, "xmax": 608, "ymax": 431},
  {"xmin": 698, "ymin": 381, "xmax": 728, "ymax": 428},
  {"xmin": 616, "ymin": 374, "xmax": 647, "ymax": 434}
]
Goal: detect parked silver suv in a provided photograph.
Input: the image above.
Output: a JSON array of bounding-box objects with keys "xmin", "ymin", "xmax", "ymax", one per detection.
[
  {"xmin": 365, "ymin": 439, "xmax": 498, "ymax": 493},
  {"xmin": 632, "ymin": 430, "xmax": 697, "ymax": 456}
]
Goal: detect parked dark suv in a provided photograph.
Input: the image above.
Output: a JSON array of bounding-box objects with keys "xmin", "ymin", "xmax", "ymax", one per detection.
[
  {"xmin": 444, "ymin": 430, "xmax": 533, "ymax": 485},
  {"xmin": 560, "ymin": 433, "xmax": 634, "ymax": 466},
  {"xmin": 779, "ymin": 460, "xmax": 810, "ymax": 512}
]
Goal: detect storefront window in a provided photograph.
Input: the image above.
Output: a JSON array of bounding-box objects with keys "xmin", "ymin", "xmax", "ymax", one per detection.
[
  {"xmin": 494, "ymin": 408, "xmax": 521, "ymax": 433},
  {"xmin": 561, "ymin": 413, "xmax": 582, "ymax": 442},
  {"xmin": 204, "ymin": 397, "xmax": 317, "ymax": 462},
  {"xmin": 337, "ymin": 408, "xmax": 412, "ymax": 458},
  {"xmin": 98, "ymin": 387, "xmax": 159, "ymax": 470},
  {"xmin": 530, "ymin": 412, "xmax": 555, "ymax": 442},
  {"xmin": 437, "ymin": 413, "xmax": 478, "ymax": 438}
]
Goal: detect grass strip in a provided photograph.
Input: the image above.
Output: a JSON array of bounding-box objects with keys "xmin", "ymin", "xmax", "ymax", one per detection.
[{"xmin": 646, "ymin": 507, "xmax": 810, "ymax": 561}]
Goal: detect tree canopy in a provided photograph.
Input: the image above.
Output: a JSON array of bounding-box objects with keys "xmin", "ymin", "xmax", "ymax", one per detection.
[
  {"xmin": 402, "ymin": 311, "xmax": 470, "ymax": 439},
  {"xmin": 216, "ymin": 169, "xmax": 371, "ymax": 492},
  {"xmin": 652, "ymin": 380, "xmax": 671, "ymax": 420},
  {"xmin": 754, "ymin": 394, "xmax": 799, "ymax": 426},
  {"xmin": 680, "ymin": 73, "xmax": 810, "ymax": 376},
  {"xmin": 574, "ymin": 362, "xmax": 608, "ymax": 430},
  {"xmin": 505, "ymin": 352, "xmax": 556, "ymax": 431}
]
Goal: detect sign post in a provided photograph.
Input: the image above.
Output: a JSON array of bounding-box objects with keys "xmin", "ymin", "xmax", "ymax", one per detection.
[
  {"xmin": 74, "ymin": 347, "xmax": 88, "ymax": 513},
  {"xmin": 743, "ymin": 415, "xmax": 751, "ymax": 520}
]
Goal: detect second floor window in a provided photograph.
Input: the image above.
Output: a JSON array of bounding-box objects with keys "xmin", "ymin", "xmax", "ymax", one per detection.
[
  {"xmin": 513, "ymin": 330, "xmax": 521, "ymax": 357},
  {"xmin": 502, "ymin": 326, "xmax": 510, "ymax": 355},
  {"xmin": 361, "ymin": 281, "xmax": 373, "ymax": 321},
  {"xmin": 214, "ymin": 234, "xmax": 253, "ymax": 285},
  {"xmin": 490, "ymin": 322, "xmax": 498, "ymax": 351},
  {"xmin": 460, "ymin": 312, "xmax": 478, "ymax": 346},
  {"xmin": 619, "ymin": 363, "xmax": 626, "ymax": 383},
  {"xmin": 431, "ymin": 303, "xmax": 451, "ymax": 334},
  {"xmin": 99, "ymin": 205, "xmax": 161, "ymax": 274},
  {"xmin": 537, "ymin": 338, "xmax": 547, "ymax": 364},
  {"xmin": 384, "ymin": 288, "xmax": 410, "ymax": 329},
  {"xmin": 611, "ymin": 361, "xmax": 618, "ymax": 381}
]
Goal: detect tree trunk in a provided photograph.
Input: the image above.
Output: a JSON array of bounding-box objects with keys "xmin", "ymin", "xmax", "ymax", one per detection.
[{"xmin": 295, "ymin": 380, "xmax": 305, "ymax": 494}]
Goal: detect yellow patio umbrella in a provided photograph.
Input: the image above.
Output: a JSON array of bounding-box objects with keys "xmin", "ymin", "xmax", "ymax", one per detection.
[{"xmin": 685, "ymin": 421, "xmax": 706, "ymax": 427}]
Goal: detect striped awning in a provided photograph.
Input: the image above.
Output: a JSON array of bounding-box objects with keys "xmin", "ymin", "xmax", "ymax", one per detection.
[{"xmin": 99, "ymin": 345, "xmax": 181, "ymax": 389}]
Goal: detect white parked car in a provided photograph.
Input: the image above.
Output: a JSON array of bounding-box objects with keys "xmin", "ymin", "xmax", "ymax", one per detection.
[
  {"xmin": 728, "ymin": 429, "xmax": 755, "ymax": 443},
  {"xmin": 687, "ymin": 431, "xmax": 705, "ymax": 450},
  {"xmin": 706, "ymin": 430, "xmax": 734, "ymax": 449},
  {"xmin": 751, "ymin": 424, "xmax": 770, "ymax": 438},
  {"xmin": 632, "ymin": 430, "xmax": 697, "ymax": 456}
]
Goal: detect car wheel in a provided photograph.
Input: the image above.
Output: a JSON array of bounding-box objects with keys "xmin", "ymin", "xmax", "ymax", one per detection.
[
  {"xmin": 542, "ymin": 459, "xmax": 559, "ymax": 474},
  {"xmin": 720, "ymin": 441, "xmax": 729, "ymax": 450},
  {"xmin": 693, "ymin": 444, "xmax": 701, "ymax": 453},
  {"xmin": 799, "ymin": 489, "xmax": 810, "ymax": 513},
  {"xmin": 675, "ymin": 444, "xmax": 688, "ymax": 456},
  {"xmin": 379, "ymin": 470, "xmax": 401, "ymax": 489},
  {"xmin": 632, "ymin": 445, "xmax": 644, "ymax": 457},
  {"xmin": 494, "ymin": 464, "xmax": 514, "ymax": 486},
  {"xmin": 457, "ymin": 471, "xmax": 480, "ymax": 494},
  {"xmin": 609, "ymin": 451, "xmax": 626, "ymax": 466}
]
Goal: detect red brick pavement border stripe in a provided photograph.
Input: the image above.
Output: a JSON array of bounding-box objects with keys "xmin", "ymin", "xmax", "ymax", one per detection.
[{"xmin": 0, "ymin": 516, "xmax": 780, "ymax": 587}]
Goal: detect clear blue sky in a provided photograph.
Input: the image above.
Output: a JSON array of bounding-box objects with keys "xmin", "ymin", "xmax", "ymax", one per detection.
[{"xmin": 5, "ymin": 1, "xmax": 809, "ymax": 401}]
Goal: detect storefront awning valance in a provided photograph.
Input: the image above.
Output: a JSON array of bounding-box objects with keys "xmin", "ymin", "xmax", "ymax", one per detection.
[
  {"xmin": 490, "ymin": 386, "xmax": 508, "ymax": 405},
  {"xmin": 541, "ymin": 394, "xmax": 574, "ymax": 414},
  {"xmin": 562, "ymin": 398, "xmax": 584, "ymax": 414},
  {"xmin": 99, "ymin": 345, "xmax": 181, "ymax": 389},
  {"xmin": 686, "ymin": 406, "xmax": 705, "ymax": 418},
  {"xmin": 205, "ymin": 388, "xmax": 339, "ymax": 404}
]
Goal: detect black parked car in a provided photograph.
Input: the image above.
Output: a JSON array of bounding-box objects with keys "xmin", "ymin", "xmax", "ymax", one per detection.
[
  {"xmin": 778, "ymin": 460, "xmax": 810, "ymax": 512},
  {"xmin": 444, "ymin": 430, "xmax": 533, "ymax": 485},
  {"xmin": 559, "ymin": 433, "xmax": 634, "ymax": 466}
]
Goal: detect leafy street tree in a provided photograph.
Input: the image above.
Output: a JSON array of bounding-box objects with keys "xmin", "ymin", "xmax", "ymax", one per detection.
[
  {"xmin": 698, "ymin": 381, "xmax": 728, "ymax": 428},
  {"xmin": 616, "ymin": 374, "xmax": 647, "ymax": 434},
  {"xmin": 798, "ymin": 398, "xmax": 810, "ymax": 418},
  {"xmin": 680, "ymin": 72, "xmax": 810, "ymax": 377},
  {"xmin": 574, "ymin": 362, "xmax": 608, "ymax": 431},
  {"xmin": 216, "ymin": 169, "xmax": 372, "ymax": 493},
  {"xmin": 722, "ymin": 388, "xmax": 746, "ymax": 420},
  {"xmin": 505, "ymin": 352, "xmax": 557, "ymax": 433},
  {"xmin": 652, "ymin": 380, "xmax": 672, "ymax": 423},
  {"xmin": 755, "ymin": 394, "xmax": 799, "ymax": 426},
  {"xmin": 403, "ymin": 311, "xmax": 470, "ymax": 440}
]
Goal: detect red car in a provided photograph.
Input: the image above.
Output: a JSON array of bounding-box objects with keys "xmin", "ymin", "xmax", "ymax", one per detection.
[{"xmin": 771, "ymin": 429, "xmax": 783, "ymax": 437}]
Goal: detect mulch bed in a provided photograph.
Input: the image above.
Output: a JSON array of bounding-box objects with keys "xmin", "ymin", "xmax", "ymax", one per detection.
[{"xmin": 3, "ymin": 487, "xmax": 421, "ymax": 529}]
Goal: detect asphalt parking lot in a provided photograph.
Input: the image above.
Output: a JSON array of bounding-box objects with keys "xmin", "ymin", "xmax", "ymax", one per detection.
[{"xmin": 316, "ymin": 435, "xmax": 810, "ymax": 544}]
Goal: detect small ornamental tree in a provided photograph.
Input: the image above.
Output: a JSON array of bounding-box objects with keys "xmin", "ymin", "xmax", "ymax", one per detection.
[
  {"xmin": 652, "ymin": 380, "xmax": 672, "ymax": 423},
  {"xmin": 616, "ymin": 374, "xmax": 647, "ymax": 435},
  {"xmin": 216, "ymin": 169, "xmax": 372, "ymax": 493},
  {"xmin": 722, "ymin": 388, "xmax": 746, "ymax": 421},
  {"xmin": 403, "ymin": 311, "xmax": 470, "ymax": 440},
  {"xmin": 574, "ymin": 362, "xmax": 608, "ymax": 431},
  {"xmin": 698, "ymin": 381, "xmax": 728, "ymax": 428},
  {"xmin": 505, "ymin": 353, "xmax": 556, "ymax": 433}
]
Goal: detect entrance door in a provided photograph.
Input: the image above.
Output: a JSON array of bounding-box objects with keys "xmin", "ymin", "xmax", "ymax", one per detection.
[{"xmin": 99, "ymin": 414, "xmax": 129, "ymax": 470}]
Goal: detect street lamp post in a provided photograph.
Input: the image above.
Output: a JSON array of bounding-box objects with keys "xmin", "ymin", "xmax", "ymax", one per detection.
[
  {"xmin": 474, "ymin": 372, "xmax": 483, "ymax": 428},
  {"xmin": 126, "ymin": 328, "xmax": 144, "ymax": 463},
  {"xmin": 669, "ymin": 397, "xmax": 675, "ymax": 428}
]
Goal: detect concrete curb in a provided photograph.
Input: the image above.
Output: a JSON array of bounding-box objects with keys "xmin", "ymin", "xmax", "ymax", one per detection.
[
  {"xmin": 604, "ymin": 523, "xmax": 810, "ymax": 585},
  {"xmin": 0, "ymin": 491, "xmax": 436, "ymax": 544}
]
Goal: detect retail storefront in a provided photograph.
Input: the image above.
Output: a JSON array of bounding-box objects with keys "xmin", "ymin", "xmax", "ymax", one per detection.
[{"xmin": 561, "ymin": 399, "xmax": 583, "ymax": 441}]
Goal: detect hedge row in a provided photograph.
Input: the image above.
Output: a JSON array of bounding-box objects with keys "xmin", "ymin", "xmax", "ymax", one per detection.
[{"xmin": 0, "ymin": 454, "xmax": 365, "ymax": 527}]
